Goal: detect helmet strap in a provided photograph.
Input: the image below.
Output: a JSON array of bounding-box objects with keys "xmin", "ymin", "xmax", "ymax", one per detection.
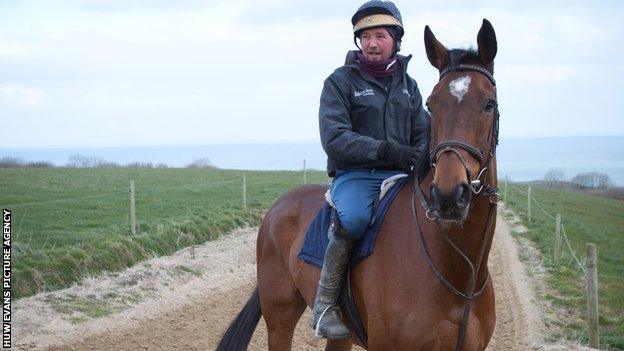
[
  {"xmin": 393, "ymin": 40, "xmax": 401, "ymax": 55},
  {"xmin": 353, "ymin": 35, "xmax": 362, "ymax": 52}
]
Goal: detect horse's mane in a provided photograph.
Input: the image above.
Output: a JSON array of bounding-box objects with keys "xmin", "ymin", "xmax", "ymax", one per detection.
[{"xmin": 448, "ymin": 48, "xmax": 479, "ymax": 67}]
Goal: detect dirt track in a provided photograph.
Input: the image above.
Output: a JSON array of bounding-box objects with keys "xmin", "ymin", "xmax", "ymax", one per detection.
[{"xmin": 16, "ymin": 208, "xmax": 559, "ymax": 350}]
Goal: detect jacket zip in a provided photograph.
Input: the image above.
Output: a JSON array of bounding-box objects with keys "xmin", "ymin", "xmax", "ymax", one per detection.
[
  {"xmin": 383, "ymin": 86, "xmax": 389, "ymax": 140},
  {"xmin": 351, "ymin": 67, "xmax": 393, "ymax": 142}
]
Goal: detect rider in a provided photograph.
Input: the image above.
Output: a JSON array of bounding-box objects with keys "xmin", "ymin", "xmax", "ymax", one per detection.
[{"xmin": 311, "ymin": 0, "xmax": 432, "ymax": 339}]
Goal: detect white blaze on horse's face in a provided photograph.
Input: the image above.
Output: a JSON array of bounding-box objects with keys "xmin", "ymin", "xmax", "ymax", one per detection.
[{"xmin": 448, "ymin": 75, "xmax": 471, "ymax": 103}]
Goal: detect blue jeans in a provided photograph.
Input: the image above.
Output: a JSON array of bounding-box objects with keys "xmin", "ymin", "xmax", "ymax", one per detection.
[{"xmin": 330, "ymin": 169, "xmax": 405, "ymax": 240}]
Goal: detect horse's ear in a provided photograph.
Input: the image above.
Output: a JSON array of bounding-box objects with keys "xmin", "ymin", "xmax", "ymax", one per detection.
[
  {"xmin": 424, "ymin": 25, "xmax": 449, "ymax": 71},
  {"xmin": 477, "ymin": 19, "xmax": 497, "ymax": 70}
]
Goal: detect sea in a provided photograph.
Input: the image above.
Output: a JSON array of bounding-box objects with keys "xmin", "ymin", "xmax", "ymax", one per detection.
[{"xmin": 2, "ymin": 135, "xmax": 623, "ymax": 186}]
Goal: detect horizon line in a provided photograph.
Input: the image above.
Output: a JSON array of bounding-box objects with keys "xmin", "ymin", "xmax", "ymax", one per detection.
[{"xmin": 1, "ymin": 133, "xmax": 623, "ymax": 150}]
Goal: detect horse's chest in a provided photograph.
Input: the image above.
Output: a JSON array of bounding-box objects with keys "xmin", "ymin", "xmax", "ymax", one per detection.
[{"xmin": 368, "ymin": 301, "xmax": 492, "ymax": 351}]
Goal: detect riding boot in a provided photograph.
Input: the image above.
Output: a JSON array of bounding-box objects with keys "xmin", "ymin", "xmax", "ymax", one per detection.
[{"xmin": 309, "ymin": 221, "xmax": 356, "ymax": 339}]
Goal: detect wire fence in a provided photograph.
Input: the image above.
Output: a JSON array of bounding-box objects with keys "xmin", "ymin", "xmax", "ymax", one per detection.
[
  {"xmin": 507, "ymin": 181, "xmax": 624, "ymax": 280},
  {"xmin": 4, "ymin": 167, "xmax": 326, "ymax": 300},
  {"xmin": 560, "ymin": 222, "xmax": 586, "ymax": 274},
  {"xmin": 5, "ymin": 178, "xmax": 246, "ymax": 209},
  {"xmin": 6, "ymin": 191, "xmax": 129, "ymax": 208},
  {"xmin": 503, "ymin": 180, "xmax": 623, "ymax": 348}
]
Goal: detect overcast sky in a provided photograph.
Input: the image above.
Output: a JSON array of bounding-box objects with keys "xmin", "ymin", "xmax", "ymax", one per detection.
[{"xmin": 1, "ymin": 0, "xmax": 623, "ymax": 148}]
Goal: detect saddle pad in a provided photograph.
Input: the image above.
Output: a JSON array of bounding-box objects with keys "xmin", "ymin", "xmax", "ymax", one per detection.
[{"xmin": 298, "ymin": 176, "xmax": 408, "ymax": 268}]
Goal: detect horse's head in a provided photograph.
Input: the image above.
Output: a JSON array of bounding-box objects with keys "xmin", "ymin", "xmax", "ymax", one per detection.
[{"xmin": 424, "ymin": 19, "xmax": 499, "ymax": 222}]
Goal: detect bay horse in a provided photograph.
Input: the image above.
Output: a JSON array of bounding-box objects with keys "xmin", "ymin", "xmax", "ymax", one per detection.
[{"xmin": 218, "ymin": 19, "xmax": 500, "ymax": 351}]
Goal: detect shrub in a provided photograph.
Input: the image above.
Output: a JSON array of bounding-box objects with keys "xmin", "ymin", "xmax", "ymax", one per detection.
[
  {"xmin": 0, "ymin": 157, "xmax": 25, "ymax": 167},
  {"xmin": 67, "ymin": 154, "xmax": 119, "ymax": 168},
  {"xmin": 543, "ymin": 168, "xmax": 565, "ymax": 186},
  {"xmin": 26, "ymin": 161, "xmax": 54, "ymax": 168},
  {"xmin": 186, "ymin": 158, "xmax": 216, "ymax": 169},
  {"xmin": 0, "ymin": 157, "xmax": 54, "ymax": 168},
  {"xmin": 570, "ymin": 172, "xmax": 612, "ymax": 189},
  {"xmin": 125, "ymin": 162, "xmax": 154, "ymax": 168}
]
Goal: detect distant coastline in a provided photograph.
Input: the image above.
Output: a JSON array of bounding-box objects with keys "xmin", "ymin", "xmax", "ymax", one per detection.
[{"xmin": 1, "ymin": 135, "xmax": 623, "ymax": 186}]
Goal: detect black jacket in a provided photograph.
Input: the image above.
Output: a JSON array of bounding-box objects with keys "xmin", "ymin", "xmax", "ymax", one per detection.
[{"xmin": 319, "ymin": 51, "xmax": 431, "ymax": 177}]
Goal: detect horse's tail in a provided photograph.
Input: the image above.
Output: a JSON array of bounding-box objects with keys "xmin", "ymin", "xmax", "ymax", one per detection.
[{"xmin": 216, "ymin": 287, "xmax": 262, "ymax": 351}]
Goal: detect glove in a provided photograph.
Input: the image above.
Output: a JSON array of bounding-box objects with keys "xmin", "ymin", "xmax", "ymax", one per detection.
[{"xmin": 378, "ymin": 141, "xmax": 420, "ymax": 173}]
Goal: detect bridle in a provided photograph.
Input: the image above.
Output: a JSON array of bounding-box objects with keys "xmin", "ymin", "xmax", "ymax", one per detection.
[
  {"xmin": 428, "ymin": 64, "xmax": 500, "ymax": 212},
  {"xmin": 412, "ymin": 64, "xmax": 500, "ymax": 351}
]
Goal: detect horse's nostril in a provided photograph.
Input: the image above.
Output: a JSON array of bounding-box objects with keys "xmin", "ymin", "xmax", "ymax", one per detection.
[
  {"xmin": 455, "ymin": 183, "xmax": 471, "ymax": 208},
  {"xmin": 430, "ymin": 183, "xmax": 471, "ymax": 216}
]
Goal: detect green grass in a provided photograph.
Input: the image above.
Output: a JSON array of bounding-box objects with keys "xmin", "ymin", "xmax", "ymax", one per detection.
[
  {"xmin": 0, "ymin": 167, "xmax": 330, "ymax": 299},
  {"xmin": 44, "ymin": 293, "xmax": 122, "ymax": 319},
  {"xmin": 502, "ymin": 182, "xmax": 624, "ymax": 349}
]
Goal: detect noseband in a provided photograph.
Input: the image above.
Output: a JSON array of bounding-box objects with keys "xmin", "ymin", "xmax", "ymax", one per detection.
[{"xmin": 429, "ymin": 64, "xmax": 500, "ymax": 199}]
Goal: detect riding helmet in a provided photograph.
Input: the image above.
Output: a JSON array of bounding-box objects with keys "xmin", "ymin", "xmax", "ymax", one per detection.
[{"xmin": 351, "ymin": 0, "xmax": 404, "ymax": 39}]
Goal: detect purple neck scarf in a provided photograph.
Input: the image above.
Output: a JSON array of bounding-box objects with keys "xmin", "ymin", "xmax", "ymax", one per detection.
[{"xmin": 356, "ymin": 52, "xmax": 398, "ymax": 79}]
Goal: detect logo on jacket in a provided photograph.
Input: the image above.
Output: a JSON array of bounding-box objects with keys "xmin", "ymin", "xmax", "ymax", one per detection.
[{"xmin": 354, "ymin": 89, "xmax": 374, "ymax": 98}]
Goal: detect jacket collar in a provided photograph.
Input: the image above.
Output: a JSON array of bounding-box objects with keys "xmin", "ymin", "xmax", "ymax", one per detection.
[{"xmin": 344, "ymin": 50, "xmax": 412, "ymax": 73}]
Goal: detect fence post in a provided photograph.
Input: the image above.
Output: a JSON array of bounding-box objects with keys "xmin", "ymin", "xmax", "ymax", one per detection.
[
  {"xmin": 503, "ymin": 177, "xmax": 508, "ymax": 203},
  {"xmin": 586, "ymin": 243, "xmax": 599, "ymax": 348},
  {"xmin": 303, "ymin": 159, "xmax": 307, "ymax": 185},
  {"xmin": 527, "ymin": 186, "xmax": 532, "ymax": 223},
  {"xmin": 242, "ymin": 173, "xmax": 247, "ymax": 210},
  {"xmin": 130, "ymin": 180, "xmax": 137, "ymax": 234},
  {"xmin": 554, "ymin": 213, "xmax": 562, "ymax": 261}
]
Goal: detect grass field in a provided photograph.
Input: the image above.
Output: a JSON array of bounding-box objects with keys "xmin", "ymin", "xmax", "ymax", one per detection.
[
  {"xmin": 502, "ymin": 182, "xmax": 624, "ymax": 349},
  {"xmin": 0, "ymin": 167, "xmax": 330, "ymax": 299},
  {"xmin": 4, "ymin": 168, "xmax": 623, "ymax": 348}
]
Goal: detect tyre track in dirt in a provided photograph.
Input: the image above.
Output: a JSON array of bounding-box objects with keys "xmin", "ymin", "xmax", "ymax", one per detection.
[{"xmin": 17, "ymin": 210, "xmax": 549, "ymax": 350}]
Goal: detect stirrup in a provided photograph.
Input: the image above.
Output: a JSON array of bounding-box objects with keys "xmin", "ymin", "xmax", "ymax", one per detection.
[
  {"xmin": 313, "ymin": 306, "xmax": 351, "ymax": 339},
  {"xmin": 314, "ymin": 305, "xmax": 333, "ymax": 338}
]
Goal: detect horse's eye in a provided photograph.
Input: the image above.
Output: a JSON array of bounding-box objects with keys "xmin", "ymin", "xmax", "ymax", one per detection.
[
  {"xmin": 484, "ymin": 100, "xmax": 497, "ymax": 113},
  {"xmin": 425, "ymin": 101, "xmax": 432, "ymax": 113}
]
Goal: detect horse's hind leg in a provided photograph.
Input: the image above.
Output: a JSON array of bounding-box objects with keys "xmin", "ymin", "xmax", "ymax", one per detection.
[
  {"xmin": 325, "ymin": 339, "xmax": 353, "ymax": 351},
  {"xmin": 256, "ymin": 184, "xmax": 330, "ymax": 349},
  {"xmin": 260, "ymin": 281, "xmax": 307, "ymax": 351},
  {"xmin": 258, "ymin": 244, "xmax": 307, "ymax": 351}
]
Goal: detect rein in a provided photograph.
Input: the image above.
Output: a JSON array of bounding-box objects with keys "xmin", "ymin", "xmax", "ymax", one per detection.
[{"xmin": 413, "ymin": 64, "xmax": 500, "ymax": 351}]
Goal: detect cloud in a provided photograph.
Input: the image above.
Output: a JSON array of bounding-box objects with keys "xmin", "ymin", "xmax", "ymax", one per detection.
[
  {"xmin": 0, "ymin": 83, "xmax": 44, "ymax": 107},
  {"xmin": 1, "ymin": 0, "xmax": 623, "ymax": 148},
  {"xmin": 68, "ymin": 0, "xmax": 225, "ymax": 12},
  {"xmin": 498, "ymin": 65, "xmax": 574, "ymax": 84}
]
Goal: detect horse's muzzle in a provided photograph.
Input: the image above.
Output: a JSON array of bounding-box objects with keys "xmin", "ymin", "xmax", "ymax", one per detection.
[{"xmin": 429, "ymin": 182, "xmax": 471, "ymax": 220}]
